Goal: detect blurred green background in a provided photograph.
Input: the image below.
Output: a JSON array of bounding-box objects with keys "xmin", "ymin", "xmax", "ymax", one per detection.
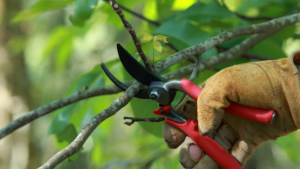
[{"xmin": 1, "ymin": 0, "xmax": 300, "ymax": 168}]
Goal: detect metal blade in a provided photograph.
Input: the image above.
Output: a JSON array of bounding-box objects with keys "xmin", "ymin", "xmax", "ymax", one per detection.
[
  {"xmin": 117, "ymin": 44, "xmax": 167, "ymax": 86},
  {"xmin": 101, "ymin": 62, "xmax": 150, "ymax": 99}
]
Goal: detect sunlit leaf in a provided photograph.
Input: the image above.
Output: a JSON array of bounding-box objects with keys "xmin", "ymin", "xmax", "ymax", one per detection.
[
  {"xmin": 12, "ymin": 0, "xmax": 73, "ymax": 22},
  {"xmin": 141, "ymin": 32, "xmax": 154, "ymax": 43},
  {"xmin": 174, "ymin": 1, "xmax": 234, "ymax": 23},
  {"xmin": 155, "ymin": 35, "xmax": 168, "ymax": 43},
  {"xmin": 153, "ymin": 39, "xmax": 162, "ymax": 53}
]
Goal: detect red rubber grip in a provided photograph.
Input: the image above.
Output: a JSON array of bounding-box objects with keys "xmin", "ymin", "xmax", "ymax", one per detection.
[
  {"xmin": 166, "ymin": 118, "xmax": 242, "ymax": 169},
  {"xmin": 180, "ymin": 78, "xmax": 275, "ymax": 123}
]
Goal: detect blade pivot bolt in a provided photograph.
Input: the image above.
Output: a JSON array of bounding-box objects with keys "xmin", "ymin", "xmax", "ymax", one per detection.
[{"xmin": 150, "ymin": 90, "xmax": 160, "ymax": 101}]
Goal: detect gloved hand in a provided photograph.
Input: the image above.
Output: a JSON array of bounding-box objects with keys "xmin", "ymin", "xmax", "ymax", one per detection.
[{"xmin": 163, "ymin": 49, "xmax": 300, "ymax": 168}]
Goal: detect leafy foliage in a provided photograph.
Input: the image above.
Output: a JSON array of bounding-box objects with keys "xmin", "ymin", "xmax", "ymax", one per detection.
[
  {"xmin": 12, "ymin": 0, "xmax": 73, "ymax": 22},
  {"xmin": 14, "ymin": 0, "xmax": 300, "ymax": 168},
  {"xmin": 69, "ymin": 0, "xmax": 99, "ymax": 27}
]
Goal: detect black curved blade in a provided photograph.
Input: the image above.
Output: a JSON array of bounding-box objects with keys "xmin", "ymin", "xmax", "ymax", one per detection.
[
  {"xmin": 101, "ymin": 62, "xmax": 150, "ymax": 99},
  {"xmin": 117, "ymin": 44, "xmax": 167, "ymax": 86}
]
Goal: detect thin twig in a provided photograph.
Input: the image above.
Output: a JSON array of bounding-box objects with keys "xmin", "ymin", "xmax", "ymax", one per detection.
[
  {"xmin": 123, "ymin": 116, "xmax": 165, "ymax": 126},
  {"xmin": 108, "ymin": 0, "xmax": 153, "ymax": 72},
  {"xmin": 178, "ymin": 54, "xmax": 201, "ymax": 103}
]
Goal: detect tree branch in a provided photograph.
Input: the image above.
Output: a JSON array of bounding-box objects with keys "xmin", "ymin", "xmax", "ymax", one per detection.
[
  {"xmin": 108, "ymin": 0, "xmax": 153, "ymax": 72},
  {"xmin": 154, "ymin": 13, "xmax": 300, "ymax": 74},
  {"xmin": 4, "ymin": 12, "xmax": 296, "ymax": 168},
  {"xmin": 1, "ymin": 62, "xmax": 212, "ymax": 140},
  {"xmin": 0, "ymin": 82, "xmax": 131, "ymax": 139},
  {"xmin": 38, "ymin": 81, "xmax": 143, "ymax": 169},
  {"xmin": 163, "ymin": 29, "xmax": 281, "ymax": 80},
  {"xmin": 3, "ymin": 13, "xmax": 297, "ymax": 141}
]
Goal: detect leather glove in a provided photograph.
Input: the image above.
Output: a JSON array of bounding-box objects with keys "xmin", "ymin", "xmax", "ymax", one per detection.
[{"xmin": 163, "ymin": 49, "xmax": 300, "ymax": 168}]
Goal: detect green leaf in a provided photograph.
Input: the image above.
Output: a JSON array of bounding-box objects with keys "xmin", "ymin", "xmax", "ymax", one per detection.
[
  {"xmin": 69, "ymin": 0, "xmax": 98, "ymax": 27},
  {"xmin": 248, "ymin": 39, "xmax": 286, "ymax": 59},
  {"xmin": 141, "ymin": 32, "xmax": 154, "ymax": 44},
  {"xmin": 155, "ymin": 35, "xmax": 168, "ymax": 43},
  {"xmin": 153, "ymin": 39, "xmax": 162, "ymax": 53},
  {"xmin": 55, "ymin": 124, "xmax": 81, "ymax": 161},
  {"xmin": 154, "ymin": 20, "xmax": 217, "ymax": 58},
  {"xmin": 42, "ymin": 26, "xmax": 74, "ymax": 69},
  {"xmin": 236, "ymin": 0, "xmax": 276, "ymax": 14},
  {"xmin": 215, "ymin": 57, "xmax": 250, "ymax": 70},
  {"xmin": 154, "ymin": 20, "xmax": 210, "ymax": 48},
  {"xmin": 12, "ymin": 0, "xmax": 73, "ymax": 22},
  {"xmin": 275, "ymin": 132, "xmax": 300, "ymax": 161},
  {"xmin": 155, "ymin": 0, "xmax": 176, "ymax": 20},
  {"xmin": 66, "ymin": 64, "xmax": 104, "ymax": 95},
  {"xmin": 193, "ymin": 70, "xmax": 216, "ymax": 85},
  {"xmin": 55, "ymin": 124, "xmax": 78, "ymax": 146},
  {"xmin": 175, "ymin": 1, "xmax": 235, "ymax": 23},
  {"xmin": 49, "ymin": 64, "xmax": 104, "ymax": 145}
]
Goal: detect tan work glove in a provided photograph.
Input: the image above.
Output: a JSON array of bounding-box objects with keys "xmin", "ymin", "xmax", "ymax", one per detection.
[{"xmin": 163, "ymin": 49, "xmax": 300, "ymax": 168}]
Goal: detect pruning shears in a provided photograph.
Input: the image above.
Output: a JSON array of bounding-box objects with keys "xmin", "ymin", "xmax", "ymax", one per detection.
[{"xmin": 101, "ymin": 44, "xmax": 276, "ymax": 169}]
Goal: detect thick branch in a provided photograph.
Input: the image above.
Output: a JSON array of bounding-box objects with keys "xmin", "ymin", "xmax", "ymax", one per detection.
[
  {"xmin": 38, "ymin": 81, "xmax": 143, "ymax": 169},
  {"xmin": 108, "ymin": 0, "xmax": 153, "ymax": 71},
  {"xmin": 0, "ymin": 65, "xmax": 202, "ymax": 140},
  {"xmin": 163, "ymin": 29, "xmax": 280, "ymax": 80},
  {"xmin": 154, "ymin": 13, "xmax": 300, "ymax": 73},
  {"xmin": 0, "ymin": 82, "xmax": 131, "ymax": 139}
]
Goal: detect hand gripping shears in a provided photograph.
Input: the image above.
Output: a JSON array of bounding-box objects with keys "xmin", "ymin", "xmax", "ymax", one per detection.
[{"xmin": 101, "ymin": 44, "xmax": 277, "ymax": 169}]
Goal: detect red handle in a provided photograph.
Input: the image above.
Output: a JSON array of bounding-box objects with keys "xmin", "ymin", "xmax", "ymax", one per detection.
[
  {"xmin": 180, "ymin": 78, "xmax": 276, "ymax": 123},
  {"xmin": 166, "ymin": 118, "xmax": 242, "ymax": 169}
]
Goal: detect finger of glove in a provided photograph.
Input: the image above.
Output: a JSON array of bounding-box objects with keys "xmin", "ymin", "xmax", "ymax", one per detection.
[
  {"xmin": 193, "ymin": 155, "xmax": 218, "ymax": 169},
  {"xmin": 231, "ymin": 139, "xmax": 259, "ymax": 166},
  {"xmin": 162, "ymin": 96, "xmax": 198, "ymax": 149},
  {"xmin": 197, "ymin": 72, "xmax": 232, "ymax": 137},
  {"xmin": 179, "ymin": 137, "xmax": 204, "ymax": 169},
  {"xmin": 179, "ymin": 121, "xmax": 239, "ymax": 169},
  {"xmin": 163, "ymin": 122, "xmax": 186, "ymax": 149}
]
